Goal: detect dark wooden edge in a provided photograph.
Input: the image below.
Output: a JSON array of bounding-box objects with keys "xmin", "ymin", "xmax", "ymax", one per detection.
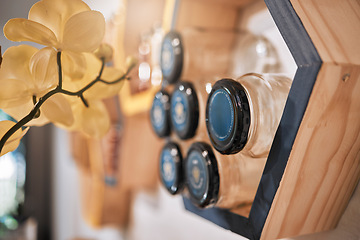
[{"xmin": 183, "ymin": 0, "xmax": 322, "ymax": 239}]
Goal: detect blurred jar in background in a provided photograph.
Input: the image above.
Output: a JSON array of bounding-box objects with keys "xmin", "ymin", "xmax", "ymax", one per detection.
[
  {"xmin": 132, "ymin": 25, "xmax": 164, "ymax": 94},
  {"xmin": 206, "ymin": 73, "xmax": 292, "ymax": 158},
  {"xmin": 229, "ymin": 33, "xmax": 280, "ymax": 77},
  {"xmin": 160, "ymin": 28, "xmax": 235, "ymax": 86},
  {"xmin": 160, "ymin": 28, "xmax": 281, "ymax": 86},
  {"xmin": 136, "ymin": 31, "xmax": 152, "ymax": 93},
  {"xmin": 170, "ymin": 81, "xmax": 199, "ymax": 140},
  {"xmin": 150, "ymin": 89, "xmax": 171, "ymax": 138},
  {"xmin": 158, "ymin": 141, "xmax": 184, "ymax": 195},
  {"xmin": 150, "ymin": 24, "xmax": 164, "ymax": 87}
]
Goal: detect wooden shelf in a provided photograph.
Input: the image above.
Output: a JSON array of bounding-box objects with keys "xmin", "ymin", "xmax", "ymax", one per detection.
[{"xmin": 163, "ymin": 0, "xmax": 360, "ymax": 239}]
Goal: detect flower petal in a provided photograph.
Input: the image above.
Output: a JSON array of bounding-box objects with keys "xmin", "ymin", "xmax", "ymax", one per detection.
[
  {"xmin": 84, "ymin": 67, "xmax": 125, "ymax": 99},
  {"xmin": 62, "ymin": 52, "xmax": 101, "ymax": 91},
  {"xmin": 42, "ymin": 94, "xmax": 74, "ymax": 127},
  {"xmin": 62, "ymin": 11, "xmax": 105, "ymax": 52},
  {"xmin": 29, "ymin": 47, "xmax": 58, "ymax": 92},
  {"xmin": 2, "ymin": 101, "xmax": 50, "ymax": 127},
  {"xmin": 4, "ymin": 19, "xmax": 58, "ymax": 47},
  {"xmin": 0, "ymin": 120, "xmax": 24, "ymax": 156},
  {"xmin": 29, "ymin": 0, "xmax": 91, "ymax": 41},
  {"xmin": 0, "ymin": 45, "xmax": 37, "ymax": 83},
  {"xmin": 61, "ymin": 51, "xmax": 87, "ymax": 80},
  {"xmin": 72, "ymin": 100, "xmax": 110, "ymax": 138},
  {"xmin": 0, "ymin": 79, "xmax": 31, "ymax": 108}
]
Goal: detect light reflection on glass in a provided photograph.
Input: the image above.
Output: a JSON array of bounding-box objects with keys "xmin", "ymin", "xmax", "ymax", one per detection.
[
  {"xmin": 138, "ymin": 62, "xmax": 151, "ymax": 82},
  {"xmin": 151, "ymin": 66, "xmax": 162, "ymax": 86},
  {"xmin": 206, "ymin": 83, "xmax": 212, "ymax": 94}
]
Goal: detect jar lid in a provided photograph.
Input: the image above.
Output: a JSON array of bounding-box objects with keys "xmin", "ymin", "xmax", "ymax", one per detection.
[
  {"xmin": 170, "ymin": 81, "xmax": 199, "ymax": 140},
  {"xmin": 160, "ymin": 31, "xmax": 183, "ymax": 85},
  {"xmin": 159, "ymin": 141, "xmax": 184, "ymax": 195},
  {"xmin": 206, "ymin": 79, "xmax": 250, "ymax": 154},
  {"xmin": 150, "ymin": 90, "xmax": 171, "ymax": 138},
  {"xmin": 185, "ymin": 142, "xmax": 219, "ymax": 208}
]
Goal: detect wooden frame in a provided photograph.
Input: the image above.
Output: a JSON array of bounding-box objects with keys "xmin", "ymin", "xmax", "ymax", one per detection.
[{"xmin": 178, "ymin": 0, "xmax": 360, "ymax": 239}]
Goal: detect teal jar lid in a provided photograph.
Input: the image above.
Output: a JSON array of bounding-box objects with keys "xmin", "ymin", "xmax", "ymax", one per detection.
[
  {"xmin": 159, "ymin": 141, "xmax": 183, "ymax": 195},
  {"xmin": 185, "ymin": 142, "xmax": 219, "ymax": 208},
  {"xmin": 206, "ymin": 79, "xmax": 250, "ymax": 154},
  {"xmin": 150, "ymin": 90, "xmax": 171, "ymax": 138},
  {"xmin": 170, "ymin": 81, "xmax": 199, "ymax": 140},
  {"xmin": 160, "ymin": 31, "xmax": 183, "ymax": 85}
]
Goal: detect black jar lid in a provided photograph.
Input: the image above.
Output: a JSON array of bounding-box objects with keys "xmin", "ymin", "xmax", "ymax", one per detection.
[
  {"xmin": 150, "ymin": 90, "xmax": 171, "ymax": 138},
  {"xmin": 170, "ymin": 81, "xmax": 199, "ymax": 140},
  {"xmin": 185, "ymin": 142, "xmax": 219, "ymax": 208},
  {"xmin": 205, "ymin": 79, "xmax": 250, "ymax": 154},
  {"xmin": 159, "ymin": 141, "xmax": 184, "ymax": 195},
  {"xmin": 160, "ymin": 31, "xmax": 183, "ymax": 85}
]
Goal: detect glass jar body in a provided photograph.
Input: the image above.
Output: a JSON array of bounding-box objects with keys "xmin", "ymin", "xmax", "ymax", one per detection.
[
  {"xmin": 239, "ymin": 73, "xmax": 291, "ymax": 157},
  {"xmin": 181, "ymin": 28, "xmax": 235, "ymax": 81}
]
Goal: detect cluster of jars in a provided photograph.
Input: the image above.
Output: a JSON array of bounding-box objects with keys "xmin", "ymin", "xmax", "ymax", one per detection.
[{"xmin": 150, "ymin": 29, "xmax": 292, "ymax": 210}]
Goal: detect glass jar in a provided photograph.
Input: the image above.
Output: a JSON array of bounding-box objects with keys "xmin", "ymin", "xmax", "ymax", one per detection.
[
  {"xmin": 169, "ymin": 76, "xmax": 220, "ymax": 140},
  {"xmin": 160, "ymin": 29, "xmax": 281, "ymax": 86},
  {"xmin": 150, "ymin": 89, "xmax": 171, "ymax": 138},
  {"xmin": 206, "ymin": 73, "xmax": 292, "ymax": 157},
  {"xmin": 170, "ymin": 81, "xmax": 199, "ymax": 140},
  {"xmin": 159, "ymin": 141, "xmax": 184, "ymax": 195},
  {"xmin": 184, "ymin": 141, "xmax": 266, "ymax": 209},
  {"xmin": 160, "ymin": 28, "xmax": 235, "ymax": 85}
]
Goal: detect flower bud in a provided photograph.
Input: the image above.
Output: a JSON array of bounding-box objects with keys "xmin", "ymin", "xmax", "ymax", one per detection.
[
  {"xmin": 94, "ymin": 43, "xmax": 113, "ymax": 63},
  {"xmin": 125, "ymin": 56, "xmax": 137, "ymax": 71}
]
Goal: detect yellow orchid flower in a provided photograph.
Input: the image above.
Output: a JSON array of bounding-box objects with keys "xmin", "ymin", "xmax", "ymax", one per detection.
[
  {"xmin": 0, "ymin": 45, "xmax": 74, "ymax": 127},
  {"xmin": 63, "ymin": 52, "xmax": 126, "ymax": 100},
  {"xmin": 67, "ymin": 99, "xmax": 110, "ymax": 139},
  {"xmin": 3, "ymin": 0, "xmax": 105, "ymax": 79},
  {"xmin": 61, "ymin": 52, "xmax": 125, "ymax": 138},
  {"xmin": 0, "ymin": 120, "xmax": 26, "ymax": 157}
]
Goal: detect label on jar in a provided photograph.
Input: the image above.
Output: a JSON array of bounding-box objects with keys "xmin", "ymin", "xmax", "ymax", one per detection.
[
  {"xmin": 171, "ymin": 89, "xmax": 188, "ymax": 132},
  {"xmin": 186, "ymin": 150, "xmax": 209, "ymax": 201},
  {"xmin": 161, "ymin": 38, "xmax": 175, "ymax": 78},
  {"xmin": 208, "ymin": 89, "xmax": 234, "ymax": 142},
  {"xmin": 151, "ymin": 97, "xmax": 166, "ymax": 132},
  {"xmin": 160, "ymin": 148, "xmax": 177, "ymax": 189}
]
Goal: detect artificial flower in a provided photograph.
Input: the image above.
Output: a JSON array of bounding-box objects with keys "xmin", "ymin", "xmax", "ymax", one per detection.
[
  {"xmin": 0, "ymin": 120, "xmax": 26, "ymax": 157},
  {"xmin": 3, "ymin": 0, "xmax": 105, "ymax": 79},
  {"xmin": 0, "ymin": 45, "xmax": 74, "ymax": 127},
  {"xmin": 94, "ymin": 43, "xmax": 114, "ymax": 63},
  {"xmin": 67, "ymin": 99, "xmax": 110, "ymax": 139},
  {"xmin": 61, "ymin": 52, "xmax": 125, "ymax": 138},
  {"xmin": 63, "ymin": 52, "xmax": 125, "ymax": 100}
]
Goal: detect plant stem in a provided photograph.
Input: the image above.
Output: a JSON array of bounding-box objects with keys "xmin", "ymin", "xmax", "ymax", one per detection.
[
  {"xmin": 57, "ymin": 51, "xmax": 62, "ymax": 88},
  {"xmin": 0, "ymin": 88, "xmax": 59, "ymax": 153},
  {"xmin": 0, "ymin": 52, "xmax": 135, "ymax": 155}
]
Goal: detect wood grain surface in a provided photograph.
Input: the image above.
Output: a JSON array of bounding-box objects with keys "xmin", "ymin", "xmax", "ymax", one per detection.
[
  {"xmin": 261, "ymin": 63, "xmax": 360, "ymax": 239},
  {"xmin": 290, "ymin": 0, "xmax": 360, "ymax": 65}
]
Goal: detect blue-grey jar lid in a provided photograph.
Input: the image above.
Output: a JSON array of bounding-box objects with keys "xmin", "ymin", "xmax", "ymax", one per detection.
[
  {"xmin": 206, "ymin": 79, "xmax": 250, "ymax": 154},
  {"xmin": 185, "ymin": 142, "xmax": 219, "ymax": 208},
  {"xmin": 160, "ymin": 31, "xmax": 183, "ymax": 85},
  {"xmin": 159, "ymin": 141, "xmax": 183, "ymax": 195},
  {"xmin": 170, "ymin": 81, "xmax": 199, "ymax": 140},
  {"xmin": 150, "ymin": 90, "xmax": 171, "ymax": 138}
]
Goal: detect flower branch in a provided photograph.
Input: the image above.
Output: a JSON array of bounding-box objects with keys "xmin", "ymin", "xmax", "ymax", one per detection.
[
  {"xmin": 0, "ymin": 49, "xmax": 135, "ymax": 155},
  {"xmin": 0, "ymin": 0, "xmax": 137, "ymax": 156}
]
